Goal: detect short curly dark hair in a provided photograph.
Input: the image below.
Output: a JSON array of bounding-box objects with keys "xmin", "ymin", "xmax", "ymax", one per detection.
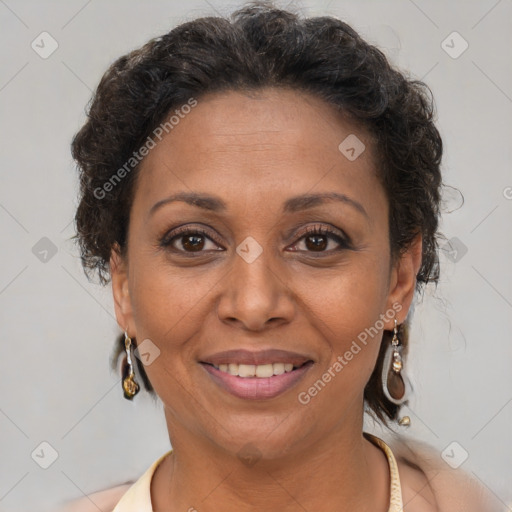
[{"xmin": 71, "ymin": 1, "xmax": 443, "ymax": 426}]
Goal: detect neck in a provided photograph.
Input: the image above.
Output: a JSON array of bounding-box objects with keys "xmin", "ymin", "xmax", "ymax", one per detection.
[
  {"xmin": 152, "ymin": 411, "xmax": 390, "ymax": 511},
  {"xmin": 151, "ymin": 410, "xmax": 390, "ymax": 512}
]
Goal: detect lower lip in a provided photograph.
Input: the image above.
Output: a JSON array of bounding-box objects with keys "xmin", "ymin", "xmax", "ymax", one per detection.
[{"xmin": 200, "ymin": 362, "xmax": 313, "ymax": 400}]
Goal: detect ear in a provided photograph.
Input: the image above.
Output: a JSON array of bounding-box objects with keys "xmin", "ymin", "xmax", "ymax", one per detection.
[
  {"xmin": 110, "ymin": 243, "xmax": 135, "ymax": 336},
  {"xmin": 384, "ymin": 233, "xmax": 423, "ymax": 328}
]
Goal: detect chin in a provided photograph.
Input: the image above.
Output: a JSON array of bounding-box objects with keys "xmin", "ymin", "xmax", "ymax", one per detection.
[{"xmin": 211, "ymin": 414, "xmax": 309, "ymax": 461}]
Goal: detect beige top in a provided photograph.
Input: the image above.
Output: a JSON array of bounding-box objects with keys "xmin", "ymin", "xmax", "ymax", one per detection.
[
  {"xmin": 365, "ymin": 432, "xmax": 404, "ymax": 512},
  {"xmin": 110, "ymin": 432, "xmax": 403, "ymax": 511}
]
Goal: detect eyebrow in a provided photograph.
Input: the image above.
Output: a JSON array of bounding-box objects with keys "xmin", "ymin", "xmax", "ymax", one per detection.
[{"xmin": 149, "ymin": 191, "xmax": 369, "ymax": 219}]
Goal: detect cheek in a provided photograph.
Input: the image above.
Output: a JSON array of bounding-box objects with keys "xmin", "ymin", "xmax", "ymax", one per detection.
[
  {"xmin": 292, "ymin": 256, "xmax": 390, "ymax": 388},
  {"xmin": 126, "ymin": 267, "xmax": 204, "ymax": 404},
  {"xmin": 128, "ymin": 255, "xmax": 216, "ymax": 336},
  {"xmin": 296, "ymin": 254, "xmax": 390, "ymax": 333},
  {"xmin": 294, "ymin": 279, "xmax": 386, "ymax": 415},
  {"xmin": 126, "ymin": 259, "xmax": 224, "ymax": 393}
]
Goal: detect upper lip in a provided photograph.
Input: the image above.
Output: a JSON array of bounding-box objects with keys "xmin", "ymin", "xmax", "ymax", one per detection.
[{"xmin": 200, "ymin": 349, "xmax": 313, "ymax": 367}]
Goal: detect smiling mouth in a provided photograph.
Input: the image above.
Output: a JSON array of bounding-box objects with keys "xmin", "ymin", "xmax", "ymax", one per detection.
[
  {"xmin": 202, "ymin": 361, "xmax": 312, "ymax": 378},
  {"xmin": 200, "ymin": 359, "xmax": 314, "ymax": 400}
]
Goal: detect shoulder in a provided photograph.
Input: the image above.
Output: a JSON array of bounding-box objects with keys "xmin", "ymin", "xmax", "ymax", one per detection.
[
  {"xmin": 386, "ymin": 433, "xmax": 503, "ymax": 512},
  {"xmin": 394, "ymin": 457, "xmax": 438, "ymax": 512},
  {"xmin": 53, "ymin": 482, "xmax": 133, "ymax": 512}
]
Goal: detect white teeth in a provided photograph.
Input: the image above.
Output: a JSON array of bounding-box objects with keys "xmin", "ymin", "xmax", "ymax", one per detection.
[
  {"xmin": 213, "ymin": 362, "xmax": 300, "ymax": 377},
  {"xmin": 238, "ymin": 364, "xmax": 256, "ymax": 377},
  {"xmin": 255, "ymin": 364, "xmax": 274, "ymax": 378},
  {"xmin": 273, "ymin": 363, "xmax": 285, "ymax": 375}
]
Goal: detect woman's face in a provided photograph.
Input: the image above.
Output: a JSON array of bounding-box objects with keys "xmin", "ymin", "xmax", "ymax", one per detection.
[{"xmin": 111, "ymin": 88, "xmax": 420, "ymax": 458}]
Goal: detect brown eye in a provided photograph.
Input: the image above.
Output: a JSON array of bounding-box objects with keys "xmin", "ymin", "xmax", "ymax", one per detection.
[
  {"xmin": 181, "ymin": 234, "xmax": 206, "ymax": 251},
  {"xmin": 291, "ymin": 225, "xmax": 350, "ymax": 253},
  {"xmin": 305, "ymin": 234, "xmax": 328, "ymax": 251},
  {"xmin": 160, "ymin": 226, "xmax": 223, "ymax": 253}
]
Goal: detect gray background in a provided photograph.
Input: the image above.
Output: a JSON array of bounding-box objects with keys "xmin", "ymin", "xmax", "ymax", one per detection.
[{"xmin": 0, "ymin": 0, "xmax": 511, "ymax": 510}]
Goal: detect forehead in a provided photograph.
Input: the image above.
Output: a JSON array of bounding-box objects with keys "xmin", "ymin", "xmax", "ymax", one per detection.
[
  {"xmin": 149, "ymin": 87, "xmax": 371, "ymax": 155},
  {"xmin": 133, "ymin": 87, "xmax": 382, "ymax": 217}
]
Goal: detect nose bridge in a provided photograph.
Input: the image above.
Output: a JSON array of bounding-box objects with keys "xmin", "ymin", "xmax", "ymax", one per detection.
[{"xmin": 217, "ymin": 240, "xmax": 294, "ymax": 329}]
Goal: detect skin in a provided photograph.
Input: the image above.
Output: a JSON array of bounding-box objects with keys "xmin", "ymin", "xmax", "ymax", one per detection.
[{"xmin": 111, "ymin": 87, "xmax": 424, "ymax": 511}]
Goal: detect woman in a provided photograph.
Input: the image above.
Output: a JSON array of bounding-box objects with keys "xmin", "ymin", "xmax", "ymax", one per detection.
[{"xmin": 59, "ymin": 2, "xmax": 501, "ymax": 511}]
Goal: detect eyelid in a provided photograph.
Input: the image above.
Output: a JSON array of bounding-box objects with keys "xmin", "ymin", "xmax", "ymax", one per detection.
[{"xmin": 293, "ymin": 223, "xmax": 349, "ymax": 242}]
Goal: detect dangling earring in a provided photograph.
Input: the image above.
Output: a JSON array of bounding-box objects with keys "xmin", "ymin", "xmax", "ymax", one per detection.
[
  {"xmin": 122, "ymin": 331, "xmax": 140, "ymax": 400},
  {"xmin": 382, "ymin": 319, "xmax": 407, "ymax": 406}
]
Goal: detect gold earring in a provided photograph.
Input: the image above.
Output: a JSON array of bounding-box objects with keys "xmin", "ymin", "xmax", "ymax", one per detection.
[
  {"xmin": 382, "ymin": 319, "xmax": 407, "ymax": 406},
  {"xmin": 122, "ymin": 332, "xmax": 140, "ymax": 400}
]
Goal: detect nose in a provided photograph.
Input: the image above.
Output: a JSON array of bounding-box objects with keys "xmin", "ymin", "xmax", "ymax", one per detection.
[{"xmin": 216, "ymin": 248, "xmax": 296, "ymax": 331}]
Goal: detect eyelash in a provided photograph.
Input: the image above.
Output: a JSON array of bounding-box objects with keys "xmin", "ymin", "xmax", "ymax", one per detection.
[{"xmin": 159, "ymin": 224, "xmax": 351, "ymax": 255}]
